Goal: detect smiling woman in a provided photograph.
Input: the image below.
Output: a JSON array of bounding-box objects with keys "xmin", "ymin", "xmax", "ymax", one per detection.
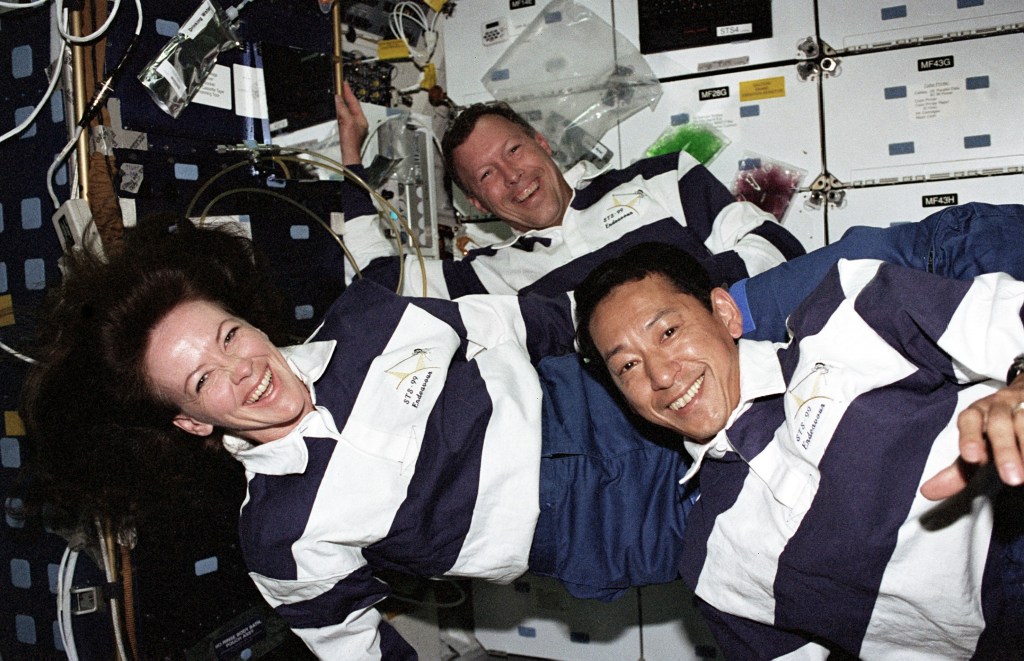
[
  {"xmin": 145, "ymin": 299, "xmax": 314, "ymax": 444},
  {"xmin": 18, "ymin": 215, "xmax": 293, "ymax": 531}
]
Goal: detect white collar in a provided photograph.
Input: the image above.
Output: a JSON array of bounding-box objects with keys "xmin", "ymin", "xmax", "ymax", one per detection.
[
  {"xmin": 680, "ymin": 339, "xmax": 786, "ymax": 484},
  {"xmin": 222, "ymin": 340, "xmax": 339, "ymax": 475},
  {"xmin": 563, "ymin": 160, "xmax": 597, "ymax": 187},
  {"xmin": 279, "ymin": 340, "xmax": 337, "ymax": 404}
]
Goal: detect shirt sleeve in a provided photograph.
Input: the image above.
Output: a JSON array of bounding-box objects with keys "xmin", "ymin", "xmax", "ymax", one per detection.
[
  {"xmin": 412, "ymin": 291, "xmax": 576, "ymax": 364},
  {"xmin": 339, "ymin": 166, "xmax": 492, "ymax": 300},
  {"xmin": 704, "ymin": 200, "xmax": 807, "ymax": 277},
  {"xmin": 737, "ymin": 202, "xmax": 1024, "ymax": 342},
  {"xmin": 335, "ymin": 165, "xmax": 390, "ymax": 282},
  {"xmin": 793, "ymin": 259, "xmax": 1024, "ymax": 384},
  {"xmin": 696, "ymin": 600, "xmax": 831, "ymax": 660},
  {"xmin": 250, "ymin": 565, "xmax": 417, "ymax": 659},
  {"xmin": 662, "ymin": 151, "xmax": 805, "ymax": 281}
]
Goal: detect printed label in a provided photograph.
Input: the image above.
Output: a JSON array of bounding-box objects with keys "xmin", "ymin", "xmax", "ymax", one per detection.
[
  {"xmin": 793, "ymin": 399, "xmax": 829, "ymax": 452},
  {"xmin": 181, "ymin": 0, "xmax": 216, "ymax": 39},
  {"xmin": 923, "ymin": 194, "xmax": 958, "ymax": 208},
  {"xmin": 717, "ymin": 23, "xmax": 753, "ymax": 37},
  {"xmin": 193, "ymin": 64, "xmax": 232, "ymax": 110},
  {"xmin": 697, "ymin": 56, "xmax": 750, "ymax": 73},
  {"xmin": 602, "ymin": 189, "xmax": 645, "ymax": 229},
  {"xmin": 699, "ymin": 85, "xmax": 730, "ymax": 101},
  {"xmin": 918, "ymin": 55, "xmax": 954, "ymax": 72},
  {"xmin": 739, "ymin": 76, "xmax": 786, "ymax": 102},
  {"xmin": 232, "ymin": 64, "xmax": 268, "ymax": 119},
  {"xmin": 213, "ymin": 618, "xmax": 266, "ymax": 660},
  {"xmin": 909, "ymin": 80, "xmax": 965, "ymax": 121}
]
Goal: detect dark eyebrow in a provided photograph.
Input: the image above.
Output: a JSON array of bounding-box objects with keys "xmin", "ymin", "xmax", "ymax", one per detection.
[
  {"xmin": 602, "ymin": 343, "xmax": 625, "ymax": 364},
  {"xmin": 645, "ymin": 309, "xmax": 672, "ymax": 331},
  {"xmin": 600, "ymin": 309, "xmax": 673, "ymax": 363},
  {"xmin": 219, "ymin": 318, "xmax": 236, "ymax": 340},
  {"xmin": 185, "ymin": 316, "xmax": 235, "ymax": 393}
]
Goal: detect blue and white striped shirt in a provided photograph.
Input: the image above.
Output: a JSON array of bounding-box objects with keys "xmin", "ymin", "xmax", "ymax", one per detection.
[
  {"xmin": 343, "ymin": 152, "xmax": 804, "ymax": 299},
  {"xmin": 681, "ymin": 259, "xmax": 1024, "ymax": 658},
  {"xmin": 224, "ymin": 279, "xmax": 574, "ymax": 659}
]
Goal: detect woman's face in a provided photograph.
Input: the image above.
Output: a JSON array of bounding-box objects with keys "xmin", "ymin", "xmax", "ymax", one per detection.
[{"xmin": 144, "ymin": 299, "xmax": 313, "ymax": 444}]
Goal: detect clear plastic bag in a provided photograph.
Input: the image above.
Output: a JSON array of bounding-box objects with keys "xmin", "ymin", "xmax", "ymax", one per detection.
[
  {"xmin": 731, "ymin": 153, "xmax": 806, "ymax": 222},
  {"xmin": 138, "ymin": 0, "xmax": 241, "ymax": 118},
  {"xmin": 482, "ymin": 0, "xmax": 662, "ymax": 169}
]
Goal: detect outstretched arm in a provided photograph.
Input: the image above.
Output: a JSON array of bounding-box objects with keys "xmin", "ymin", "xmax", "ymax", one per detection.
[
  {"xmin": 921, "ymin": 373, "xmax": 1024, "ymax": 500},
  {"xmin": 334, "ymin": 84, "xmax": 487, "ymax": 298},
  {"xmin": 656, "ymin": 151, "xmax": 805, "ymax": 282},
  {"xmin": 335, "ymin": 81, "xmax": 369, "ymax": 167}
]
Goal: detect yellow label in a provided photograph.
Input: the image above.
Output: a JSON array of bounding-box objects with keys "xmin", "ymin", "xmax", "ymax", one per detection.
[
  {"xmin": 5, "ymin": 411, "xmax": 25, "ymax": 436},
  {"xmin": 739, "ymin": 76, "xmax": 786, "ymax": 102},
  {"xmin": 0, "ymin": 294, "xmax": 13, "ymax": 327},
  {"xmin": 423, "ymin": 0, "xmax": 447, "ymax": 12},
  {"xmin": 420, "ymin": 63, "xmax": 437, "ymax": 90},
  {"xmin": 378, "ymin": 39, "xmax": 411, "ymax": 61}
]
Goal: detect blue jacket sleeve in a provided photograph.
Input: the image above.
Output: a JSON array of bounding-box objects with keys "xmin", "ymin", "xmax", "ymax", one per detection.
[{"xmin": 736, "ymin": 202, "xmax": 1024, "ymax": 341}]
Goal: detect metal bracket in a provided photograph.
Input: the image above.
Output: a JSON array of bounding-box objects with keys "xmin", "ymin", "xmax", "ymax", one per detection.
[
  {"xmin": 808, "ymin": 172, "xmax": 843, "ymax": 191},
  {"xmin": 794, "ymin": 37, "xmax": 841, "ymax": 80},
  {"xmin": 796, "ymin": 36, "xmax": 819, "ymax": 59},
  {"xmin": 805, "ymin": 172, "xmax": 848, "ymax": 209},
  {"xmin": 70, "ymin": 585, "xmax": 103, "ymax": 615}
]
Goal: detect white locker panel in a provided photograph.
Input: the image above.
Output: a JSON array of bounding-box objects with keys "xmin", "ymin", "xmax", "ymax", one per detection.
[
  {"xmin": 818, "ymin": 0, "xmax": 1024, "ymax": 52},
  {"xmin": 614, "ymin": 0, "xmax": 817, "ymax": 78},
  {"xmin": 638, "ymin": 581, "xmax": 720, "ymax": 661},
  {"xmin": 616, "ymin": 64, "xmax": 825, "ymax": 248},
  {"xmin": 471, "ymin": 575, "xmax": 641, "ymax": 660},
  {"xmin": 617, "ymin": 63, "xmax": 822, "ymax": 180},
  {"xmin": 443, "ymin": 0, "xmax": 614, "ymax": 106},
  {"xmin": 823, "ymin": 32, "xmax": 1024, "ymax": 186},
  {"xmin": 826, "ymin": 174, "xmax": 1024, "ymax": 239},
  {"xmin": 783, "ymin": 191, "xmax": 828, "ymax": 252}
]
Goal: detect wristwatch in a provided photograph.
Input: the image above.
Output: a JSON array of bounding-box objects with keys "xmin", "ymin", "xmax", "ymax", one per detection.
[{"xmin": 1007, "ymin": 353, "xmax": 1024, "ymax": 386}]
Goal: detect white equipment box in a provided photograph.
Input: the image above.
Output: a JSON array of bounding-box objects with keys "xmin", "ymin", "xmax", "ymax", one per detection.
[
  {"xmin": 472, "ymin": 575, "xmax": 641, "ymax": 661},
  {"xmin": 826, "ymin": 173, "xmax": 1024, "ymax": 240},
  {"xmin": 472, "ymin": 575, "xmax": 722, "ymax": 660},
  {"xmin": 818, "ymin": 0, "xmax": 1024, "ymax": 52},
  {"xmin": 639, "ymin": 580, "xmax": 720, "ymax": 660},
  {"xmin": 822, "ymin": 32, "xmax": 1024, "ymax": 186}
]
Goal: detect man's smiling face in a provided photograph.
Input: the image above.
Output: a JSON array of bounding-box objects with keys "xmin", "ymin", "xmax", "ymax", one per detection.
[
  {"xmin": 453, "ymin": 115, "xmax": 573, "ymax": 233},
  {"xmin": 589, "ymin": 274, "xmax": 744, "ymax": 442}
]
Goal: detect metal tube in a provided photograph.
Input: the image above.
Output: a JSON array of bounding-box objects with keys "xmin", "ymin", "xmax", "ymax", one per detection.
[
  {"xmin": 71, "ymin": 9, "xmax": 89, "ymax": 200},
  {"xmin": 331, "ymin": 0, "xmax": 344, "ymax": 94}
]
